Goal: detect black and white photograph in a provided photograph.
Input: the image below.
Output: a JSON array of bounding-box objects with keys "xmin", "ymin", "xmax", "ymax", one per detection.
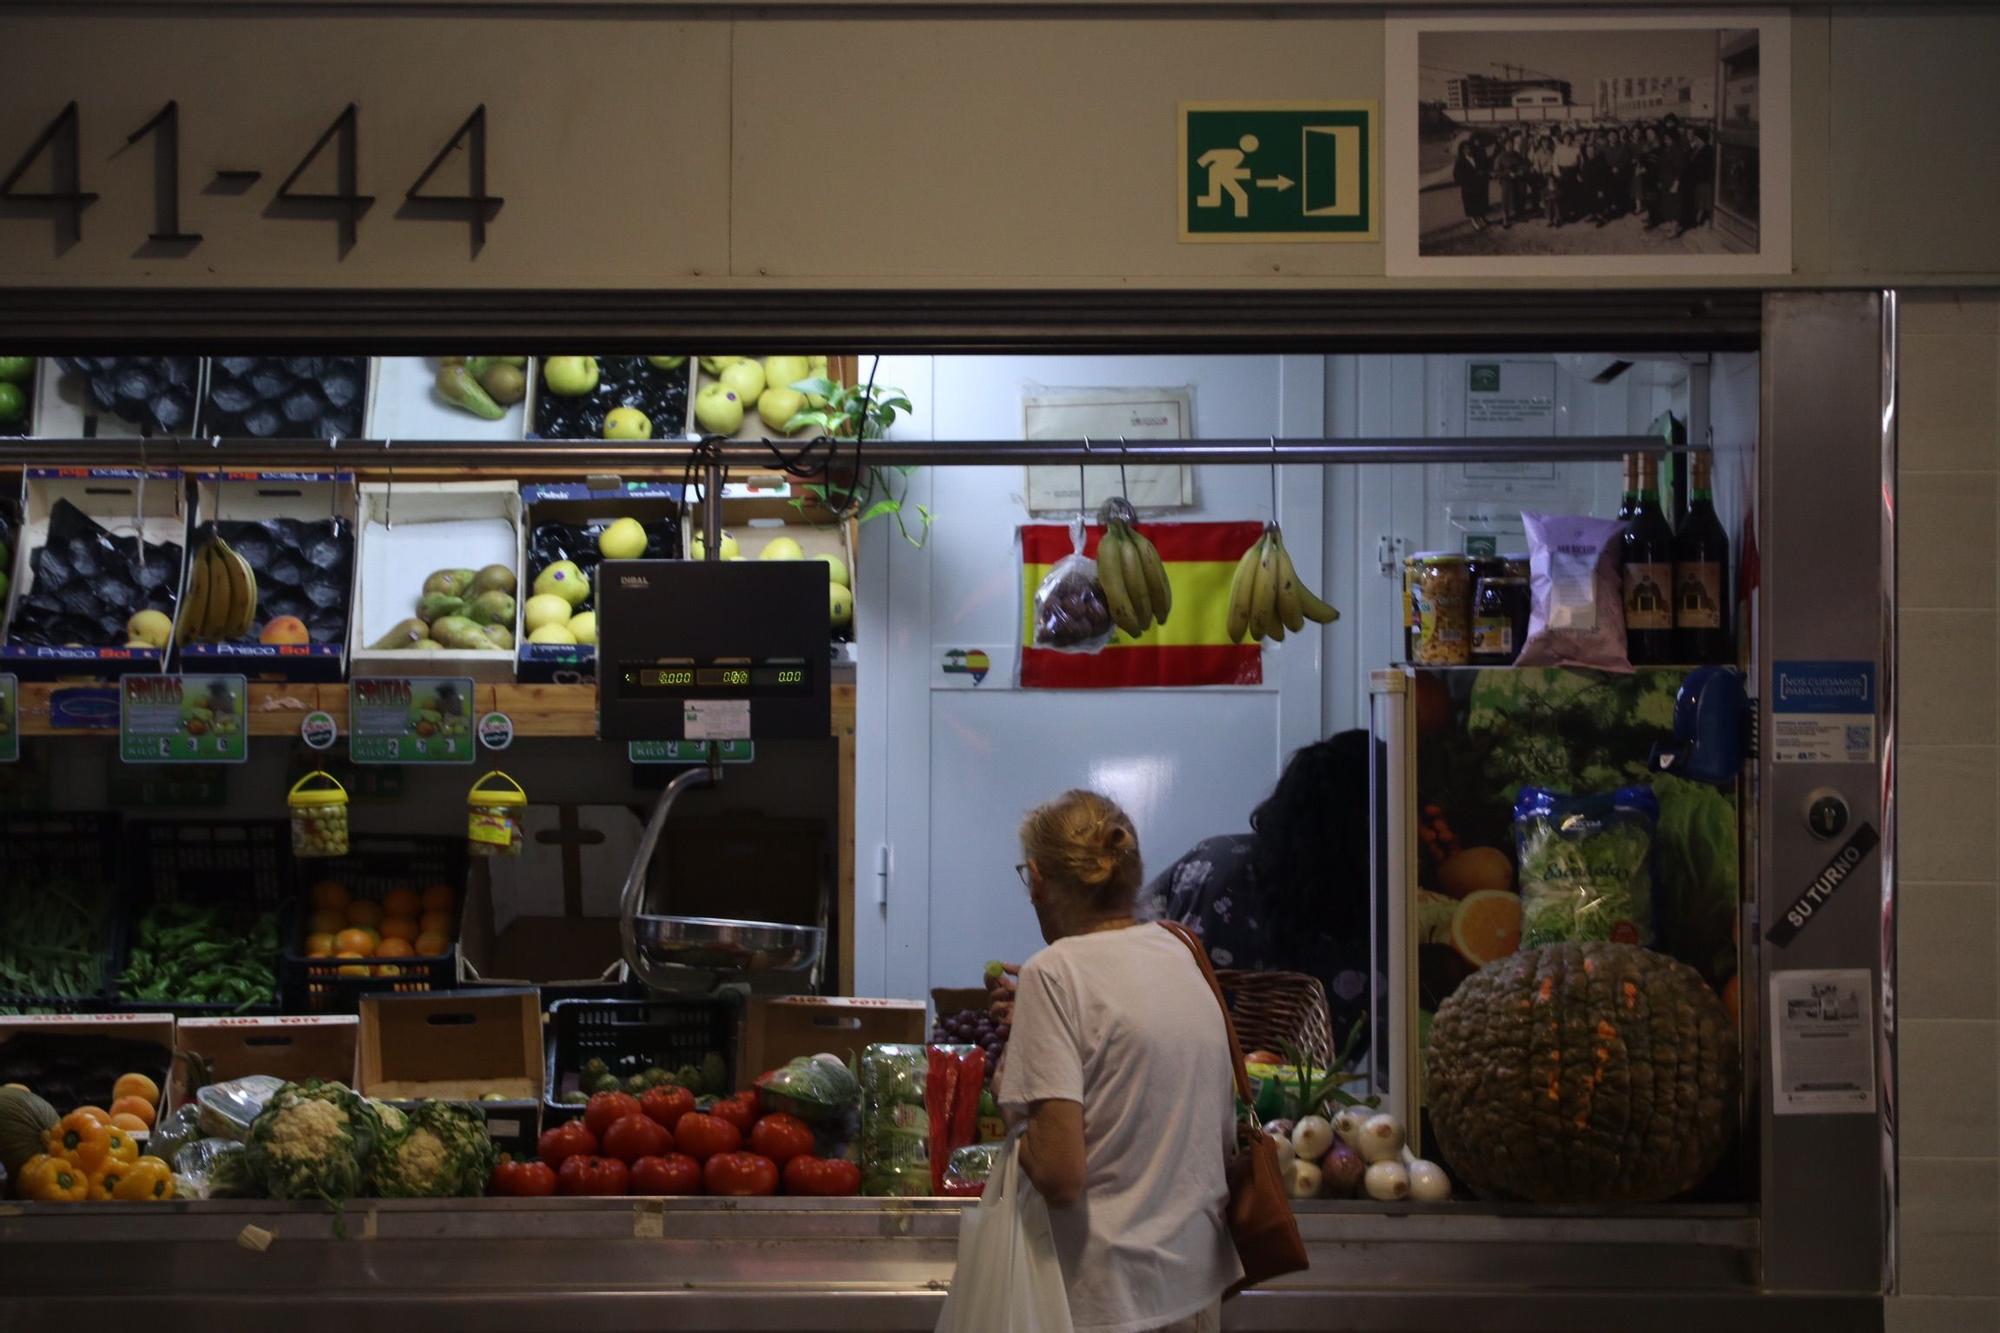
[{"xmin": 1386, "ymin": 14, "xmax": 1790, "ymax": 276}]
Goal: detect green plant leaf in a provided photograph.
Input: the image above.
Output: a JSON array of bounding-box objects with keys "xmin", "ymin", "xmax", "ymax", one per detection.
[
  {"xmin": 859, "ymin": 499, "xmax": 902, "ymax": 522},
  {"xmin": 790, "ymin": 376, "xmax": 841, "ymax": 400}
]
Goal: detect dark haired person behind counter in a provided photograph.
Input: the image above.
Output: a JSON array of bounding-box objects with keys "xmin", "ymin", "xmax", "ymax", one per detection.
[{"xmin": 1137, "ymin": 730, "xmax": 1374, "ymax": 1047}]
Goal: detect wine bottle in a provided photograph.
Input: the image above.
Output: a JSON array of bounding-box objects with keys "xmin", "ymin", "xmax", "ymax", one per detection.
[
  {"xmin": 1674, "ymin": 453, "xmax": 1731, "ymax": 663},
  {"xmin": 1620, "ymin": 455, "xmax": 1676, "ymax": 664},
  {"xmin": 1617, "ymin": 453, "xmax": 1638, "ymax": 524}
]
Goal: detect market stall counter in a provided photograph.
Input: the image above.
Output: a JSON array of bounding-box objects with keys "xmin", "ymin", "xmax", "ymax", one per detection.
[{"xmin": 0, "ymin": 1194, "xmax": 1874, "ymax": 1333}]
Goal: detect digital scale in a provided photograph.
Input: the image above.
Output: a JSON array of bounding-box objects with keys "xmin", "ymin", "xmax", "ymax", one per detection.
[
  {"xmin": 594, "ymin": 559, "xmax": 832, "ymax": 742},
  {"xmin": 596, "ymin": 556, "xmax": 834, "ymax": 989}
]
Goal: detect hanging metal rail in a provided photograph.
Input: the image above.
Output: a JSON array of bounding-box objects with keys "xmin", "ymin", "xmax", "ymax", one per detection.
[{"xmin": 0, "ymin": 435, "xmax": 1681, "ymax": 471}]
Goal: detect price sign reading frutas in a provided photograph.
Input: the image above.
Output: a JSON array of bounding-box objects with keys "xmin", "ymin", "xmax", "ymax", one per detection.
[
  {"xmin": 119, "ymin": 674, "xmax": 248, "ymax": 764},
  {"xmin": 348, "ymin": 677, "xmax": 476, "ymax": 765}
]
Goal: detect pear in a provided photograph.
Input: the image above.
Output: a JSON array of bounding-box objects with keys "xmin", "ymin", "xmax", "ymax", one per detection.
[
  {"xmin": 467, "ymin": 590, "xmax": 516, "ymax": 627},
  {"xmin": 430, "ymin": 615, "xmax": 493, "ymax": 650},
  {"xmin": 423, "ymin": 568, "xmax": 477, "ymax": 598},
  {"xmin": 418, "ymin": 593, "xmax": 467, "ymax": 623},
  {"xmin": 480, "ymin": 623, "xmax": 515, "ymax": 650},
  {"xmin": 471, "ymin": 564, "xmax": 517, "ymax": 596},
  {"xmin": 370, "ymin": 618, "xmax": 431, "ymax": 651},
  {"xmin": 436, "ymin": 365, "xmax": 505, "ymax": 421}
]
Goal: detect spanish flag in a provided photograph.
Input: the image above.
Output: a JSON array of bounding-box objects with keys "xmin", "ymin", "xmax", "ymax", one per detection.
[{"xmin": 1020, "ymin": 521, "xmax": 1265, "ymax": 689}]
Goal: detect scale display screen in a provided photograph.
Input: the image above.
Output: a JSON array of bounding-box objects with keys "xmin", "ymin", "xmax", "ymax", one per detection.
[{"xmin": 619, "ymin": 660, "xmax": 812, "ymax": 697}]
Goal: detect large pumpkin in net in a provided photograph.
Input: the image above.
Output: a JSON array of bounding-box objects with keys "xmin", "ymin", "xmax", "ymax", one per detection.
[{"xmin": 1426, "ymin": 942, "xmax": 1739, "ymax": 1204}]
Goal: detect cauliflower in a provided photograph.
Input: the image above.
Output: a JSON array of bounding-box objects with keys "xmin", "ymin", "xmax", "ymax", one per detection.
[
  {"xmin": 369, "ymin": 1100, "xmax": 496, "ymax": 1199},
  {"xmin": 243, "ymin": 1079, "xmax": 379, "ymax": 1206}
]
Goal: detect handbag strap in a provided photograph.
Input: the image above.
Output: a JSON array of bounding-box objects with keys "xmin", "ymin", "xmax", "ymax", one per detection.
[{"xmin": 1158, "ymin": 921, "xmax": 1253, "ymax": 1107}]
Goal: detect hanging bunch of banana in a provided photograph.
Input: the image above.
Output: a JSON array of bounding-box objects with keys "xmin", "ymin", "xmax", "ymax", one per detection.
[
  {"xmin": 1095, "ymin": 499, "xmax": 1172, "ymax": 640},
  {"xmin": 1227, "ymin": 524, "xmax": 1339, "ymax": 644},
  {"xmin": 175, "ymin": 529, "xmax": 260, "ymax": 646}
]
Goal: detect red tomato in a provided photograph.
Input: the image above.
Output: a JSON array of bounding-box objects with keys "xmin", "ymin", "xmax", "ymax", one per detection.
[
  {"xmin": 583, "ymin": 1091, "xmax": 644, "ymax": 1140},
  {"xmin": 556, "ymin": 1155, "xmax": 630, "ymax": 1196},
  {"xmin": 629, "ymin": 1153, "xmax": 703, "ymax": 1196},
  {"xmin": 782, "ymin": 1155, "xmax": 862, "ymax": 1197},
  {"xmin": 538, "ymin": 1118, "xmax": 599, "ymax": 1169},
  {"xmin": 747, "ymin": 1113, "xmax": 816, "ymax": 1166},
  {"xmin": 709, "ymin": 1094, "xmax": 757, "ymax": 1136},
  {"xmin": 703, "ymin": 1151, "xmax": 780, "ymax": 1197},
  {"xmin": 601, "ymin": 1112, "xmax": 673, "ymax": 1164},
  {"xmin": 673, "ymin": 1112, "xmax": 743, "ymax": 1162},
  {"xmin": 640, "ymin": 1085, "xmax": 696, "ymax": 1132},
  {"xmin": 490, "ymin": 1154, "xmax": 558, "ymax": 1197}
]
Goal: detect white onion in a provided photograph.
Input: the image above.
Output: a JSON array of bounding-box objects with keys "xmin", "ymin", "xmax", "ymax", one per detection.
[
  {"xmin": 1357, "ymin": 1113, "xmax": 1406, "ymax": 1164},
  {"xmin": 1363, "ymin": 1159, "xmax": 1410, "ymax": 1201},
  {"xmin": 1283, "ymin": 1158, "xmax": 1324, "ymax": 1200},
  {"xmin": 1271, "ymin": 1133, "xmax": 1296, "ymax": 1172},
  {"xmin": 1331, "ymin": 1107, "xmax": 1368, "ymax": 1149},
  {"xmin": 1407, "ymin": 1159, "xmax": 1452, "ymax": 1203},
  {"xmin": 1291, "ymin": 1114, "xmax": 1336, "ymax": 1162}
]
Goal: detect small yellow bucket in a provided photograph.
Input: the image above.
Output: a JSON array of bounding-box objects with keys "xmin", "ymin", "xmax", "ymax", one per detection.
[
  {"xmin": 289, "ymin": 770, "xmax": 350, "ymax": 858},
  {"xmin": 467, "ymin": 771, "xmax": 527, "ymax": 858}
]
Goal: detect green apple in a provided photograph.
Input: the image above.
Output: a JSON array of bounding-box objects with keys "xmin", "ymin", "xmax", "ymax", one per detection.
[
  {"xmin": 533, "ymin": 559, "xmax": 591, "ymax": 606},
  {"xmin": 814, "ymin": 552, "xmax": 849, "ymax": 588},
  {"xmin": 0, "ymin": 383, "xmax": 23, "ymax": 424},
  {"xmin": 693, "ymin": 383, "xmax": 745, "ymax": 435},
  {"xmin": 567, "ymin": 611, "xmax": 598, "ymax": 646},
  {"xmin": 126, "ymin": 609, "xmax": 173, "ymax": 649},
  {"xmin": 804, "ymin": 355, "xmax": 831, "ymax": 408},
  {"xmin": 699, "ymin": 356, "xmax": 743, "ymax": 376},
  {"xmin": 646, "ymin": 356, "xmax": 687, "ymax": 371},
  {"xmin": 598, "ymin": 516, "xmax": 648, "ymax": 560},
  {"xmin": 758, "ymin": 535, "xmax": 805, "ymax": 561},
  {"xmin": 603, "ymin": 406, "xmax": 652, "ymax": 440},
  {"xmin": 718, "ymin": 359, "xmax": 766, "ymax": 405},
  {"xmin": 758, "ymin": 387, "xmax": 808, "ymax": 435},
  {"xmin": 689, "ymin": 531, "xmax": 739, "ymax": 561},
  {"xmin": 529, "ymin": 623, "xmax": 578, "ymax": 646},
  {"xmin": 0, "ymin": 356, "xmax": 31, "ymax": 384},
  {"xmin": 763, "ymin": 355, "xmax": 812, "ymax": 391},
  {"xmin": 523, "ymin": 593, "xmax": 572, "ymax": 632},
  {"xmin": 542, "ymin": 356, "xmax": 600, "ymax": 396},
  {"xmin": 829, "ymin": 584, "xmax": 854, "ymax": 628}
]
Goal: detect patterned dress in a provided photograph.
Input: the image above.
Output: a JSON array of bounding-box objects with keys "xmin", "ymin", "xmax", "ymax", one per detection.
[{"xmin": 1138, "ymin": 833, "xmax": 1373, "ymax": 1050}]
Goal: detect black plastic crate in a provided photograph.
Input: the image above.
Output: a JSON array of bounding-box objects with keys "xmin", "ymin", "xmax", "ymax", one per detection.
[
  {"xmin": 113, "ymin": 820, "xmax": 290, "ymax": 1016},
  {"xmin": 543, "ymin": 996, "xmax": 739, "ymax": 1123},
  {"xmin": 0, "ymin": 812, "xmax": 122, "ymax": 1012},
  {"xmin": 279, "ymin": 833, "xmax": 469, "ymax": 1014}
]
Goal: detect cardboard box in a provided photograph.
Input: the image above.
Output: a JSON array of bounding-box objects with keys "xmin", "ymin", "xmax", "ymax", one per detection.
[
  {"xmin": 365, "ymin": 356, "xmax": 535, "ymax": 441},
  {"xmin": 689, "ymin": 355, "xmax": 838, "ymax": 443},
  {"xmin": 348, "ymin": 481, "xmax": 524, "ymax": 683},
  {"xmin": 740, "ymin": 996, "xmax": 926, "ymax": 1076},
  {"xmin": 0, "ymin": 468, "xmax": 186, "ymax": 681},
  {"xmin": 32, "ymin": 356, "xmax": 206, "ymax": 440},
  {"xmin": 167, "ymin": 1014, "xmax": 359, "ymax": 1112},
  {"xmin": 178, "ymin": 471, "xmax": 359, "ymax": 682},
  {"xmin": 456, "ymin": 802, "xmax": 643, "ymax": 989},
  {"xmin": 931, "ymin": 988, "xmax": 991, "ymax": 1021},
  {"xmin": 516, "ymin": 480, "xmax": 683, "ymax": 684},
  {"xmin": 359, "ymin": 988, "xmax": 543, "ymax": 1152},
  {"xmin": 0, "ymin": 1012, "xmax": 177, "ymax": 1125},
  {"xmin": 524, "ymin": 357, "xmax": 694, "ymax": 442}
]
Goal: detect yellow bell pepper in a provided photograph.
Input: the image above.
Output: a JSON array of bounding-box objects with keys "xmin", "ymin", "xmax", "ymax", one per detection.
[
  {"xmin": 111, "ymin": 1156, "xmax": 175, "ymax": 1202},
  {"xmin": 47, "ymin": 1110, "xmax": 116, "ymax": 1169},
  {"xmin": 18, "ymin": 1153, "xmax": 89, "ymax": 1202},
  {"xmin": 103, "ymin": 1125, "xmax": 140, "ymax": 1165},
  {"xmin": 86, "ymin": 1160, "xmax": 128, "ymax": 1201}
]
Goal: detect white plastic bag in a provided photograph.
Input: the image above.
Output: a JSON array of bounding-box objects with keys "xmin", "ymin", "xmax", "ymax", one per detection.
[
  {"xmin": 1031, "ymin": 518, "xmax": 1113, "ymax": 653},
  {"xmin": 934, "ymin": 1135, "xmax": 1075, "ymax": 1333}
]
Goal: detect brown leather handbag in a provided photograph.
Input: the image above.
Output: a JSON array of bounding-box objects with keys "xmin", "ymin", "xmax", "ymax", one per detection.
[{"xmin": 1160, "ymin": 921, "xmax": 1311, "ymax": 1296}]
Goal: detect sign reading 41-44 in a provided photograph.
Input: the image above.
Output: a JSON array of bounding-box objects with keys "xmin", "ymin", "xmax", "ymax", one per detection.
[{"xmin": 1179, "ymin": 101, "xmax": 1377, "ymax": 243}]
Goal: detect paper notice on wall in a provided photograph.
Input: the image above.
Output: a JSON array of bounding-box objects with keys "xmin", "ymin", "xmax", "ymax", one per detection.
[
  {"xmin": 1463, "ymin": 360, "xmax": 1557, "ymax": 438},
  {"xmin": 1024, "ymin": 387, "xmax": 1194, "ymax": 512},
  {"xmin": 1442, "ymin": 504, "xmax": 1529, "ymax": 558},
  {"xmin": 1771, "ymin": 969, "xmax": 1877, "ymax": 1115}
]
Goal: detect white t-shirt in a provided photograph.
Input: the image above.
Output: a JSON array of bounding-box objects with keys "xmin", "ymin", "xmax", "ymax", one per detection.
[{"xmin": 999, "ymin": 924, "xmax": 1243, "ymax": 1333}]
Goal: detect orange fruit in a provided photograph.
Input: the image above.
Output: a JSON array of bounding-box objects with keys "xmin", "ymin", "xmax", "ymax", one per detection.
[
  {"xmin": 377, "ymin": 937, "xmax": 415, "ymax": 958},
  {"xmin": 413, "ymin": 931, "xmax": 450, "ymax": 957},
  {"xmin": 1438, "ymin": 846, "xmax": 1515, "ymax": 900},
  {"xmin": 334, "ymin": 927, "xmax": 380, "ymax": 956},
  {"xmin": 346, "ymin": 900, "xmax": 384, "ymax": 929},
  {"xmin": 113, "ymin": 1073, "xmax": 160, "ymax": 1105},
  {"xmin": 379, "ymin": 915, "xmax": 419, "ymax": 943},
  {"xmin": 309, "ymin": 908, "xmax": 347, "ymax": 937},
  {"xmin": 418, "ymin": 910, "xmax": 453, "ymax": 937},
  {"xmin": 334, "ymin": 951, "xmax": 370, "ymax": 977},
  {"xmin": 421, "ymin": 884, "xmax": 455, "ymax": 913},
  {"xmin": 311, "ymin": 880, "xmax": 349, "ymax": 911},
  {"xmin": 305, "ymin": 932, "xmax": 336, "ymax": 958},
  {"xmin": 1450, "ymin": 890, "xmax": 1522, "ymax": 967},
  {"xmin": 382, "ymin": 888, "xmax": 421, "ymax": 918},
  {"xmin": 110, "ymin": 1095, "xmax": 157, "ymax": 1127},
  {"xmin": 73, "ymin": 1106, "xmax": 110, "ymax": 1122},
  {"xmin": 375, "ymin": 964, "xmax": 403, "ymax": 978},
  {"xmin": 109, "ymin": 1112, "xmax": 149, "ymax": 1134}
]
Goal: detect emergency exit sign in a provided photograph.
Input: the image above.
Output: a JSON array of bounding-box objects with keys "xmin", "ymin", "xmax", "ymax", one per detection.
[{"xmin": 1179, "ymin": 102, "xmax": 1378, "ymax": 242}]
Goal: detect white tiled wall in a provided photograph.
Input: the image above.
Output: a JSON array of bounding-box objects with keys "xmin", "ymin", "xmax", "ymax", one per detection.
[{"xmin": 1890, "ymin": 290, "xmax": 2000, "ymax": 1333}]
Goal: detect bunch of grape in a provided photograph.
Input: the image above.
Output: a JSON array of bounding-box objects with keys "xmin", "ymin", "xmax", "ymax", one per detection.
[{"xmin": 932, "ymin": 1008, "xmax": 1009, "ymax": 1082}]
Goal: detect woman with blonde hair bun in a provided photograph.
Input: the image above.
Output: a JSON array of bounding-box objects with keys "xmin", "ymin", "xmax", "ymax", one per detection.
[{"xmin": 997, "ymin": 788, "xmax": 1240, "ymax": 1333}]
